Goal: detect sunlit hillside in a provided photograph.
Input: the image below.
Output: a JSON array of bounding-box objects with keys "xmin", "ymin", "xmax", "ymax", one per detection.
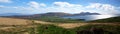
[{"xmin": 0, "ymin": 17, "xmax": 31, "ymax": 25}]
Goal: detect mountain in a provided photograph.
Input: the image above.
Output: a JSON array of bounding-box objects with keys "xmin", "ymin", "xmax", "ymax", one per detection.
[
  {"xmin": 33, "ymin": 12, "xmax": 100, "ymax": 18},
  {"xmin": 0, "ymin": 12, "xmax": 101, "ymax": 20},
  {"xmin": 73, "ymin": 12, "xmax": 101, "ymax": 16},
  {"xmin": 34, "ymin": 12, "xmax": 72, "ymax": 17},
  {"xmin": 0, "ymin": 12, "xmax": 100, "ymax": 17},
  {"xmin": 0, "ymin": 12, "xmax": 72, "ymax": 19},
  {"xmin": 89, "ymin": 16, "xmax": 120, "ymax": 23}
]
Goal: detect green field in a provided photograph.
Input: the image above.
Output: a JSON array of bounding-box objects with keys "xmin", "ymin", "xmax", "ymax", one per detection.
[
  {"xmin": 0, "ymin": 24, "xmax": 119, "ymax": 34},
  {"xmin": 31, "ymin": 16, "xmax": 85, "ymax": 23},
  {"xmin": 35, "ymin": 24, "xmax": 120, "ymax": 34}
]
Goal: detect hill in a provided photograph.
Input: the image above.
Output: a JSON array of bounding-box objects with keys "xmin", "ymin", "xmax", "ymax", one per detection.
[
  {"xmin": 72, "ymin": 12, "xmax": 100, "ymax": 16},
  {"xmin": 0, "ymin": 12, "xmax": 100, "ymax": 19},
  {"xmin": 32, "ymin": 16, "xmax": 85, "ymax": 23},
  {"xmin": 37, "ymin": 12, "xmax": 72, "ymax": 17},
  {"xmin": 0, "ymin": 12, "xmax": 72, "ymax": 19},
  {"xmin": 89, "ymin": 16, "xmax": 120, "ymax": 23},
  {"xmin": 0, "ymin": 17, "xmax": 31, "ymax": 25}
]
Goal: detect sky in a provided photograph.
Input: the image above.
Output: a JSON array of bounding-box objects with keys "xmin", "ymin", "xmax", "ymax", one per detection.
[{"xmin": 0, "ymin": 0, "xmax": 120, "ymax": 15}]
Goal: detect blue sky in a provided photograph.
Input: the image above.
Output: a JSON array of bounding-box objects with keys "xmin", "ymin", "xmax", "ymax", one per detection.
[{"xmin": 0, "ymin": 0, "xmax": 120, "ymax": 15}]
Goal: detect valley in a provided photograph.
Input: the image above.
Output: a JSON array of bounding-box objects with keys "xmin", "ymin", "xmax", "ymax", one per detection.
[
  {"xmin": 0, "ymin": 0, "xmax": 120, "ymax": 34},
  {"xmin": 0, "ymin": 17, "xmax": 120, "ymax": 34}
]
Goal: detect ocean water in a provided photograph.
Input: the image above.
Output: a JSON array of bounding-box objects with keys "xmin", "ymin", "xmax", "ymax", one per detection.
[{"xmin": 62, "ymin": 15, "xmax": 118, "ymax": 21}]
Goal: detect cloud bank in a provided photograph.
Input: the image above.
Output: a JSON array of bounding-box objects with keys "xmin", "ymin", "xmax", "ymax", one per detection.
[{"xmin": 0, "ymin": 1, "xmax": 120, "ymax": 15}]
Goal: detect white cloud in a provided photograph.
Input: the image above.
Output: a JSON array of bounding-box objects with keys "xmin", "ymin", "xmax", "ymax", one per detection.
[
  {"xmin": 0, "ymin": 5, "xmax": 20, "ymax": 8},
  {"xmin": 53, "ymin": 2, "xmax": 73, "ymax": 7},
  {"xmin": 0, "ymin": 0, "xmax": 12, "ymax": 3},
  {"xmin": 102, "ymin": 4, "xmax": 115, "ymax": 11},
  {"xmin": 86, "ymin": 3, "xmax": 102, "ymax": 9},
  {"xmin": 53, "ymin": 2, "xmax": 82, "ymax": 8},
  {"xmin": 28, "ymin": 1, "xmax": 40, "ymax": 9},
  {"xmin": 85, "ymin": 3, "xmax": 118, "ymax": 14},
  {"xmin": 86, "ymin": 3, "xmax": 115, "ymax": 11},
  {"xmin": 28, "ymin": 1, "xmax": 46, "ymax": 9},
  {"xmin": 40, "ymin": 2, "xmax": 119, "ymax": 14},
  {"xmin": 0, "ymin": 1, "xmax": 120, "ymax": 15},
  {"xmin": 43, "ymin": 2, "xmax": 83, "ymax": 13},
  {"xmin": 39, "ymin": 3, "xmax": 46, "ymax": 7}
]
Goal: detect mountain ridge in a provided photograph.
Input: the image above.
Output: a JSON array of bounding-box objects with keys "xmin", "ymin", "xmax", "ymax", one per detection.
[{"xmin": 0, "ymin": 12, "xmax": 101, "ymax": 19}]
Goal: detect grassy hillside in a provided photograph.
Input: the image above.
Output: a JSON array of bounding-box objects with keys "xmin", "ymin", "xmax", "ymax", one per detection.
[
  {"xmin": 36, "ymin": 24, "xmax": 120, "ymax": 34},
  {"xmin": 88, "ymin": 16, "xmax": 120, "ymax": 23},
  {"xmin": 73, "ymin": 24, "xmax": 120, "ymax": 34},
  {"xmin": 0, "ymin": 23, "xmax": 119, "ymax": 34},
  {"xmin": 31, "ymin": 16, "xmax": 84, "ymax": 23},
  {"xmin": 36, "ymin": 25, "xmax": 75, "ymax": 34},
  {"xmin": 0, "ymin": 17, "xmax": 31, "ymax": 25},
  {"xmin": 0, "ymin": 17, "xmax": 120, "ymax": 34}
]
